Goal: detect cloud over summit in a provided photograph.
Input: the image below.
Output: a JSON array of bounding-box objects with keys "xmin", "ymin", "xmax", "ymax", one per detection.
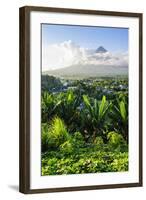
[{"xmin": 42, "ymin": 40, "xmax": 128, "ymax": 71}]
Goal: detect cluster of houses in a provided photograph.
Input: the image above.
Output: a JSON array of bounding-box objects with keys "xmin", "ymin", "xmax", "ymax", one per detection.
[{"xmin": 49, "ymin": 78, "xmax": 128, "ymax": 98}]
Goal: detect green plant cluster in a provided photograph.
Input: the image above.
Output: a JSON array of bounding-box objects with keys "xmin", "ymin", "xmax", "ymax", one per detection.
[
  {"xmin": 42, "ymin": 118, "xmax": 128, "ymax": 175},
  {"xmin": 41, "ymin": 76, "xmax": 128, "ymax": 175}
]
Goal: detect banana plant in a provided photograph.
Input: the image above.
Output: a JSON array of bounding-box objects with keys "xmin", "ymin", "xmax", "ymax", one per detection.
[{"xmin": 81, "ymin": 95, "xmax": 110, "ymax": 141}]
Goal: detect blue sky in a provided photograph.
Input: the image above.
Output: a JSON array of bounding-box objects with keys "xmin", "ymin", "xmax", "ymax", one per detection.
[{"xmin": 42, "ymin": 24, "xmax": 128, "ymax": 53}]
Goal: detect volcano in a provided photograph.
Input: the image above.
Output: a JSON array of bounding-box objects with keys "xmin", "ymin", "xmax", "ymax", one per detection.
[{"xmin": 95, "ymin": 46, "xmax": 108, "ymax": 53}]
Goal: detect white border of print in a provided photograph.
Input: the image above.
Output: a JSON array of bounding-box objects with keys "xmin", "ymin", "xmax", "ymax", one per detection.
[{"xmin": 30, "ymin": 11, "xmax": 139, "ymax": 189}]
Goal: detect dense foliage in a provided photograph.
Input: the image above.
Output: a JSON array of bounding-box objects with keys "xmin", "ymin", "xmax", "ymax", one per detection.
[{"xmin": 41, "ymin": 75, "xmax": 128, "ymax": 175}]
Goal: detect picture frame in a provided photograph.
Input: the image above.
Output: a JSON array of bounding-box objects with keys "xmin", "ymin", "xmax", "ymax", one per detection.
[{"xmin": 19, "ymin": 6, "xmax": 143, "ymax": 194}]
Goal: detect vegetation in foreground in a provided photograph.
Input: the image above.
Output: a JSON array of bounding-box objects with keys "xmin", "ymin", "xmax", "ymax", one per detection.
[{"xmin": 41, "ymin": 75, "xmax": 128, "ymax": 175}]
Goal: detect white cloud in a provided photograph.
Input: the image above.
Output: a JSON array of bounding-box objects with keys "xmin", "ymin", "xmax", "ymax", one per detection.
[{"xmin": 42, "ymin": 40, "xmax": 128, "ymax": 71}]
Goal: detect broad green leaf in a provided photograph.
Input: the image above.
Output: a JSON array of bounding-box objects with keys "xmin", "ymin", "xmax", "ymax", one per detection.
[
  {"xmin": 99, "ymin": 96, "xmax": 107, "ymax": 119},
  {"xmin": 67, "ymin": 91, "xmax": 74, "ymax": 103},
  {"xmin": 94, "ymin": 99, "xmax": 98, "ymax": 118},
  {"xmin": 119, "ymin": 101, "xmax": 127, "ymax": 123},
  {"xmin": 83, "ymin": 95, "xmax": 91, "ymax": 107}
]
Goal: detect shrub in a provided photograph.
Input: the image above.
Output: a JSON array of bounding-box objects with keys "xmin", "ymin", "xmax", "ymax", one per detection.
[
  {"xmin": 41, "ymin": 123, "xmax": 49, "ymax": 152},
  {"xmin": 94, "ymin": 136, "xmax": 104, "ymax": 145},
  {"xmin": 60, "ymin": 140, "xmax": 73, "ymax": 154},
  {"xmin": 42, "ymin": 117, "xmax": 70, "ymax": 151},
  {"xmin": 110, "ymin": 155, "xmax": 128, "ymax": 171},
  {"xmin": 47, "ymin": 117, "xmax": 70, "ymax": 149},
  {"xmin": 107, "ymin": 131, "xmax": 127, "ymax": 150},
  {"xmin": 72, "ymin": 132, "xmax": 85, "ymax": 148},
  {"xmin": 93, "ymin": 136, "xmax": 104, "ymax": 150},
  {"xmin": 60, "ymin": 132, "xmax": 85, "ymax": 154}
]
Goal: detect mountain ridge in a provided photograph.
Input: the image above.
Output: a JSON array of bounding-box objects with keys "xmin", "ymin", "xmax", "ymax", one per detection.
[{"xmin": 43, "ymin": 64, "xmax": 128, "ymax": 78}]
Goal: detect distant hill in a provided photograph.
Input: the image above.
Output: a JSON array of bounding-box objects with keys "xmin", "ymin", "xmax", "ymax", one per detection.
[
  {"xmin": 43, "ymin": 64, "xmax": 128, "ymax": 79},
  {"xmin": 41, "ymin": 75, "xmax": 63, "ymax": 91}
]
